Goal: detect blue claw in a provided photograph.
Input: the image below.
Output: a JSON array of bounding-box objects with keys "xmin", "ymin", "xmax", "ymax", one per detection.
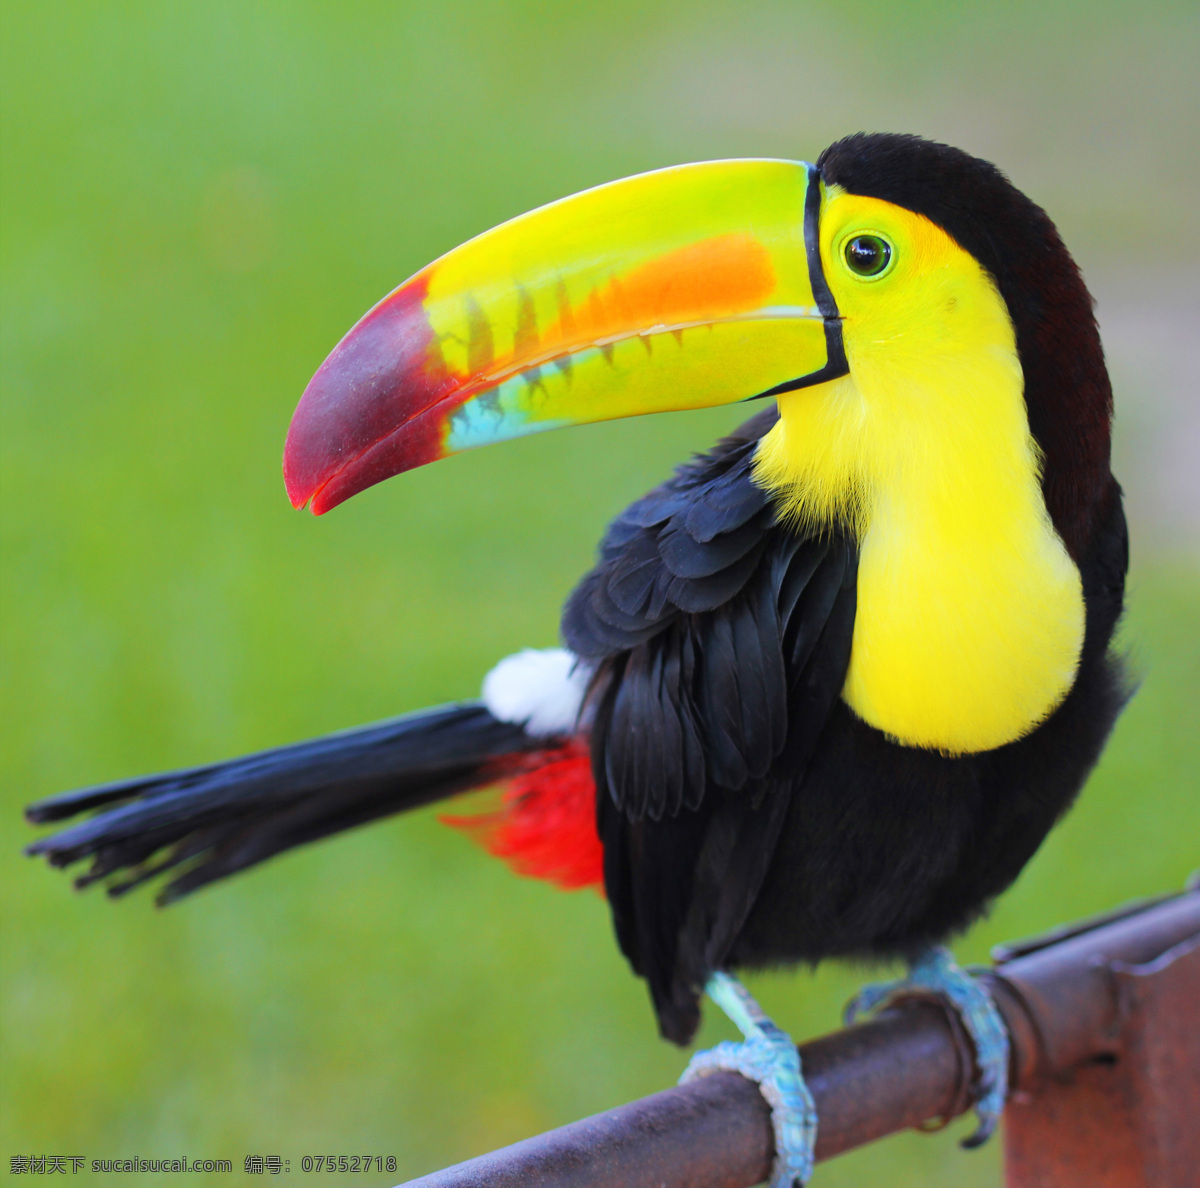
[
  {"xmin": 681, "ymin": 972, "xmax": 816, "ymax": 1187},
  {"xmin": 841, "ymin": 978, "xmax": 895, "ymax": 1022},
  {"xmin": 844, "ymin": 946, "xmax": 1009, "ymax": 1147}
]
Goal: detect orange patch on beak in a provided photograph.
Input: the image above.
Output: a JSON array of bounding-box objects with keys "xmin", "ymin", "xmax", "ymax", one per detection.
[{"xmin": 539, "ymin": 233, "xmax": 776, "ymax": 353}]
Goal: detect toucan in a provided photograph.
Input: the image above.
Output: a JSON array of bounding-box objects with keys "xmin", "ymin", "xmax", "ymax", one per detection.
[{"xmin": 26, "ymin": 133, "xmax": 1127, "ymax": 1186}]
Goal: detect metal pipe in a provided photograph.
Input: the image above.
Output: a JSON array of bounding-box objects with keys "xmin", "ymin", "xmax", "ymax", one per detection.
[{"xmin": 402, "ymin": 888, "xmax": 1200, "ymax": 1188}]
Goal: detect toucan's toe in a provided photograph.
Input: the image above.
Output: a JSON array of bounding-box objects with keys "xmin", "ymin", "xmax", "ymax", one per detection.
[
  {"xmin": 844, "ymin": 945, "xmax": 1010, "ymax": 1148},
  {"xmin": 681, "ymin": 972, "xmax": 817, "ymax": 1187}
]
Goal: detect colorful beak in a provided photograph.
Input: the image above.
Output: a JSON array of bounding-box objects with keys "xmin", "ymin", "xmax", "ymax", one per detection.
[{"xmin": 284, "ymin": 160, "xmax": 842, "ymax": 514}]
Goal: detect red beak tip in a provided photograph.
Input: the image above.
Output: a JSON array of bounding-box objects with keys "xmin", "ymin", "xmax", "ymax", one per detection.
[{"xmin": 282, "ymin": 461, "xmax": 317, "ymax": 514}]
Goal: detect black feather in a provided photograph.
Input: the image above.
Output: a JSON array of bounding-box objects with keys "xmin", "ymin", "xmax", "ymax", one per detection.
[
  {"xmin": 661, "ymin": 537, "xmax": 767, "ymax": 614},
  {"xmin": 569, "ymin": 411, "xmax": 866, "ymax": 1039},
  {"xmin": 26, "ymin": 703, "xmax": 545, "ymax": 902},
  {"xmin": 656, "ymin": 508, "xmax": 771, "ymax": 580}
]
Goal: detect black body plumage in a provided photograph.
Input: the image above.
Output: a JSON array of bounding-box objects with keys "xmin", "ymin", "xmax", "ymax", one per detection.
[{"xmin": 566, "ymin": 409, "xmax": 1126, "ymax": 1043}]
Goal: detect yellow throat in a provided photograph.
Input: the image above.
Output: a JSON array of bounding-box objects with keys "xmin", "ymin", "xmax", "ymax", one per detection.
[{"xmin": 754, "ymin": 189, "xmax": 1085, "ymax": 755}]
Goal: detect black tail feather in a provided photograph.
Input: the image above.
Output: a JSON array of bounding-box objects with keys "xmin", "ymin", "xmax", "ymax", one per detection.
[{"xmin": 25, "ymin": 702, "xmax": 543, "ymax": 903}]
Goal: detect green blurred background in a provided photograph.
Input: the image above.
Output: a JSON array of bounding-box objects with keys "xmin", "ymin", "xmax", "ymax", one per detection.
[{"xmin": 2, "ymin": 2, "xmax": 1197, "ymax": 1184}]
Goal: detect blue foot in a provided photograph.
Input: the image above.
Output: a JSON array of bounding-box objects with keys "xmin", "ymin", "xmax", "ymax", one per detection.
[
  {"xmin": 680, "ymin": 972, "xmax": 816, "ymax": 1187},
  {"xmin": 844, "ymin": 945, "xmax": 1009, "ymax": 1147}
]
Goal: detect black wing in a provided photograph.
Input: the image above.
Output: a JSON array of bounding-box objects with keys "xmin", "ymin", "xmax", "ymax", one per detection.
[{"xmin": 563, "ymin": 409, "xmax": 858, "ymax": 1042}]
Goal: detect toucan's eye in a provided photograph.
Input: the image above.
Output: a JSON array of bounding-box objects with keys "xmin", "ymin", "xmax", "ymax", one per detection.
[{"xmin": 844, "ymin": 235, "xmax": 893, "ymax": 278}]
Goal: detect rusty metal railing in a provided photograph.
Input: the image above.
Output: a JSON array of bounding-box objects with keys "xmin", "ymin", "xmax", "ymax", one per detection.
[{"xmin": 402, "ymin": 883, "xmax": 1200, "ymax": 1188}]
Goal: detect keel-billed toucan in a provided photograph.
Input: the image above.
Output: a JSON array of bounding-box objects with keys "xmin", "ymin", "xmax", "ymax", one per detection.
[{"xmin": 27, "ymin": 134, "xmax": 1127, "ymax": 1184}]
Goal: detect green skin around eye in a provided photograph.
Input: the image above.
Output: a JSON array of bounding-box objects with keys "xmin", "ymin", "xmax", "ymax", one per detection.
[{"xmin": 845, "ymin": 235, "xmax": 892, "ymax": 277}]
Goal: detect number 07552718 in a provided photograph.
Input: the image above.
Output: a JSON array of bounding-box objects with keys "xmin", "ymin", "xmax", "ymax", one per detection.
[{"xmin": 299, "ymin": 1155, "xmax": 398, "ymax": 1173}]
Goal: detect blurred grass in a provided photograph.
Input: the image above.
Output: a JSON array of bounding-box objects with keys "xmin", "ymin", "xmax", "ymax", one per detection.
[{"xmin": 2, "ymin": 2, "xmax": 1197, "ymax": 1185}]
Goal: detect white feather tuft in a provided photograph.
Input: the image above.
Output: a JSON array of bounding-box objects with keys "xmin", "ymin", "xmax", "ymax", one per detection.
[{"xmin": 482, "ymin": 648, "xmax": 592, "ymax": 737}]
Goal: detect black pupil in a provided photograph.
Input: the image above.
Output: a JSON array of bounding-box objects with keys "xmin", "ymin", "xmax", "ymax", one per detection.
[{"xmin": 846, "ymin": 235, "xmax": 891, "ymax": 276}]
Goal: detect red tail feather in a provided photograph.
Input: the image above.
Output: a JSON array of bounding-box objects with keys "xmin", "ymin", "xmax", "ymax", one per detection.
[{"xmin": 441, "ymin": 743, "xmax": 604, "ymax": 892}]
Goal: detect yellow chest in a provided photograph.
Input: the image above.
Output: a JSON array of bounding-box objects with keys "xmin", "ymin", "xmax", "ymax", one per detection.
[
  {"xmin": 844, "ymin": 488, "xmax": 1084, "ymax": 754},
  {"xmin": 756, "ymin": 366, "xmax": 1085, "ymax": 756}
]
